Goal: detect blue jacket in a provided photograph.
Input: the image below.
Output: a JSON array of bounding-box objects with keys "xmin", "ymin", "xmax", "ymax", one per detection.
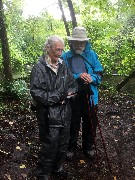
[{"xmin": 61, "ymin": 41, "xmax": 103, "ymax": 105}]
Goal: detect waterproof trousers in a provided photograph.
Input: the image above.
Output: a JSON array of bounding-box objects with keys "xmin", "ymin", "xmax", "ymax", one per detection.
[
  {"xmin": 68, "ymin": 89, "xmax": 98, "ymax": 152},
  {"xmin": 37, "ymin": 124, "xmax": 70, "ymax": 175}
]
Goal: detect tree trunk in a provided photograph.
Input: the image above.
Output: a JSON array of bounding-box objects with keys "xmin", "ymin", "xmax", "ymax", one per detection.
[
  {"xmin": 58, "ymin": 0, "xmax": 70, "ymax": 36},
  {"xmin": 67, "ymin": 0, "xmax": 77, "ymax": 28},
  {"xmin": 0, "ymin": 0, "xmax": 13, "ymax": 82},
  {"xmin": 116, "ymin": 71, "xmax": 135, "ymax": 91}
]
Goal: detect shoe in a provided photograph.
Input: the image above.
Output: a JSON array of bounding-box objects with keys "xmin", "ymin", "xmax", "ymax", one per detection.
[
  {"xmin": 34, "ymin": 168, "xmax": 45, "ymax": 176},
  {"xmin": 53, "ymin": 166, "xmax": 68, "ymax": 178},
  {"xmin": 66, "ymin": 151, "xmax": 74, "ymax": 161},
  {"xmin": 85, "ymin": 150, "xmax": 95, "ymax": 158},
  {"xmin": 34, "ymin": 168, "xmax": 49, "ymax": 180},
  {"xmin": 36, "ymin": 175, "xmax": 49, "ymax": 180},
  {"xmin": 83, "ymin": 145, "xmax": 95, "ymax": 160}
]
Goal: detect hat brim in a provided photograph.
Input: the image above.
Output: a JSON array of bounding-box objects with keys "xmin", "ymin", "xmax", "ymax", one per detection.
[{"xmin": 67, "ymin": 36, "xmax": 90, "ymax": 41}]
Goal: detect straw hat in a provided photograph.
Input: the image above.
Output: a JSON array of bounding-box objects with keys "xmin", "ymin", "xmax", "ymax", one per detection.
[{"xmin": 67, "ymin": 27, "xmax": 90, "ymax": 41}]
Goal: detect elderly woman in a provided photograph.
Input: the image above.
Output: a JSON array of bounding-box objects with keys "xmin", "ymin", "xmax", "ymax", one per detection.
[{"xmin": 30, "ymin": 35, "xmax": 78, "ymax": 180}]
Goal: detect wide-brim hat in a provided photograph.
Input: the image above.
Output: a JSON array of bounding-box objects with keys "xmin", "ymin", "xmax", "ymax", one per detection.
[{"xmin": 67, "ymin": 27, "xmax": 90, "ymax": 41}]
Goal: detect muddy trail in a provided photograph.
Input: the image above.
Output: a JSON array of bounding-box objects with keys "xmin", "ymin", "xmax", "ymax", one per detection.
[{"xmin": 0, "ymin": 92, "xmax": 135, "ymax": 180}]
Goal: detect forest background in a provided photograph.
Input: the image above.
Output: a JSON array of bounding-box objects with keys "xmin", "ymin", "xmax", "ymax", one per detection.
[
  {"xmin": 0, "ymin": 1, "xmax": 135, "ymax": 179},
  {"xmin": 0, "ymin": 0, "xmax": 135, "ymax": 102}
]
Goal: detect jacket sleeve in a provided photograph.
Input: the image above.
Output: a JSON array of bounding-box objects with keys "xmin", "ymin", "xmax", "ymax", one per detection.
[
  {"xmin": 89, "ymin": 50, "xmax": 103, "ymax": 86},
  {"xmin": 30, "ymin": 65, "xmax": 66, "ymax": 106}
]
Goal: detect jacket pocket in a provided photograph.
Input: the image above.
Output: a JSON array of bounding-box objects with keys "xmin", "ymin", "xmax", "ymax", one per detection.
[{"xmin": 48, "ymin": 105, "xmax": 63, "ymax": 127}]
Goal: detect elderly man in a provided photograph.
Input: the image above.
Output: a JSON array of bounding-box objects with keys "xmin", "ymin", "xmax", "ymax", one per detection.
[
  {"xmin": 30, "ymin": 35, "xmax": 78, "ymax": 180},
  {"xmin": 61, "ymin": 27, "xmax": 103, "ymax": 161}
]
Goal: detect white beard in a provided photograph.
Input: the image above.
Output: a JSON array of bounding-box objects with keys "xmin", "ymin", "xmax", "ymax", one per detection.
[{"xmin": 75, "ymin": 49, "xmax": 84, "ymax": 54}]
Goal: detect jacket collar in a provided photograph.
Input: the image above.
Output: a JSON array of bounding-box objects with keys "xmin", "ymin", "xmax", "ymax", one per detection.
[{"xmin": 39, "ymin": 55, "xmax": 63, "ymax": 66}]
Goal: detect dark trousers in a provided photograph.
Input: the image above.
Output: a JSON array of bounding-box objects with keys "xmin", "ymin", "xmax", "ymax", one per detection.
[
  {"xmin": 37, "ymin": 125, "xmax": 70, "ymax": 175},
  {"xmin": 68, "ymin": 89, "xmax": 98, "ymax": 152}
]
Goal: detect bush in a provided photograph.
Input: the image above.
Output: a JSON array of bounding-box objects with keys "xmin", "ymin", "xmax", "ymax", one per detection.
[
  {"xmin": 10, "ymin": 79, "xmax": 29, "ymax": 100},
  {"xmin": 0, "ymin": 79, "xmax": 29, "ymax": 100}
]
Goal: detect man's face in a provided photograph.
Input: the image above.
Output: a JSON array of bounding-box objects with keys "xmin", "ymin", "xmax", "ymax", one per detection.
[
  {"xmin": 71, "ymin": 40, "xmax": 86, "ymax": 54},
  {"xmin": 48, "ymin": 41, "xmax": 64, "ymax": 62}
]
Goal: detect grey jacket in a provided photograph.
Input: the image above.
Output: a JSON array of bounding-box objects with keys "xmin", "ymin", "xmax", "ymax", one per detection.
[{"xmin": 30, "ymin": 55, "xmax": 78, "ymax": 127}]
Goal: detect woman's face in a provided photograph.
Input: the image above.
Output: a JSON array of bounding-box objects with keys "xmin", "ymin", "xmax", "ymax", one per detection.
[
  {"xmin": 71, "ymin": 40, "xmax": 86, "ymax": 54},
  {"xmin": 48, "ymin": 41, "xmax": 64, "ymax": 62}
]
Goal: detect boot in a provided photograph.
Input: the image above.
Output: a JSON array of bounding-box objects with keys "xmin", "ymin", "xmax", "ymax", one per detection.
[
  {"xmin": 53, "ymin": 165, "xmax": 68, "ymax": 178},
  {"xmin": 66, "ymin": 151, "xmax": 74, "ymax": 161},
  {"xmin": 36, "ymin": 175, "xmax": 49, "ymax": 180}
]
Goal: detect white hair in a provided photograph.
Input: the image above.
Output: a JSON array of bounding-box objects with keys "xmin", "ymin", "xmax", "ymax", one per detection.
[{"xmin": 43, "ymin": 35, "xmax": 64, "ymax": 51}]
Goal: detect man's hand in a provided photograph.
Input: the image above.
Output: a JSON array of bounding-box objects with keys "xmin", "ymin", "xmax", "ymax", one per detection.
[
  {"xmin": 67, "ymin": 92, "xmax": 77, "ymax": 98},
  {"xmin": 80, "ymin": 73, "xmax": 92, "ymax": 83}
]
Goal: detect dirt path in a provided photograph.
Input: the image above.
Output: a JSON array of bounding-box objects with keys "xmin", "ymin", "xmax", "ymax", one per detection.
[{"xmin": 0, "ymin": 93, "xmax": 135, "ymax": 180}]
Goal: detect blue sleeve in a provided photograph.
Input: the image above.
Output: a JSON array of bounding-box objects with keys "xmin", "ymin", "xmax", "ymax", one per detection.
[
  {"xmin": 88, "ymin": 50, "xmax": 103, "ymax": 85},
  {"xmin": 73, "ymin": 73, "xmax": 81, "ymax": 79}
]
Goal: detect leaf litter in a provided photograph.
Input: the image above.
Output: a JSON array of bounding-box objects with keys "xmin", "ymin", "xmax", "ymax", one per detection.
[{"xmin": 0, "ymin": 93, "xmax": 135, "ymax": 180}]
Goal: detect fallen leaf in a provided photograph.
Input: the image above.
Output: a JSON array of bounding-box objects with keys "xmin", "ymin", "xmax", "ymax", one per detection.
[
  {"xmin": 113, "ymin": 126, "xmax": 118, "ymax": 129},
  {"xmin": 28, "ymin": 141, "xmax": 31, "ymax": 145},
  {"xmin": 20, "ymin": 164, "xmax": 26, "ymax": 169},
  {"xmin": 9, "ymin": 121, "xmax": 13, "ymax": 125},
  {"xmin": 21, "ymin": 173, "xmax": 27, "ymax": 178},
  {"xmin": 16, "ymin": 146, "xmax": 21, "ymax": 150},
  {"xmin": 4, "ymin": 174, "xmax": 11, "ymax": 180},
  {"xmin": 79, "ymin": 160, "xmax": 85, "ymax": 164}
]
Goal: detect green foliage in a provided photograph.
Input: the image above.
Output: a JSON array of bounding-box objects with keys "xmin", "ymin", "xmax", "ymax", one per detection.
[
  {"xmin": 100, "ymin": 80, "xmax": 116, "ymax": 93},
  {"xmin": 10, "ymin": 80, "xmax": 29, "ymax": 99},
  {"xmin": 0, "ymin": 79, "xmax": 29, "ymax": 100},
  {"xmin": 0, "ymin": 0, "xmax": 135, "ymax": 84},
  {"xmin": 0, "ymin": 102, "xmax": 8, "ymax": 112},
  {"xmin": 78, "ymin": 0, "xmax": 135, "ymax": 76}
]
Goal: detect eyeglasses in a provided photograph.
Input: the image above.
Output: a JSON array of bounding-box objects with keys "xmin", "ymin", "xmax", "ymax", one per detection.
[
  {"xmin": 51, "ymin": 47, "xmax": 64, "ymax": 53},
  {"xmin": 54, "ymin": 48, "xmax": 64, "ymax": 52}
]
